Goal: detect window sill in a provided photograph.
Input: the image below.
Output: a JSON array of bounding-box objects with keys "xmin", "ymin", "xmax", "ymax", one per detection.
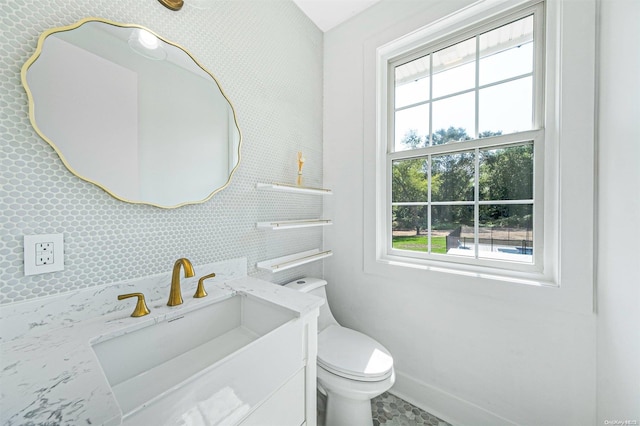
[
  {"xmin": 379, "ymin": 254, "xmax": 557, "ymax": 288},
  {"xmin": 364, "ymin": 252, "xmax": 592, "ymax": 315}
]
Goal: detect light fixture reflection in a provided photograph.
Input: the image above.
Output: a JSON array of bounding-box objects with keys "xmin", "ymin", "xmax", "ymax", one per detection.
[
  {"xmin": 138, "ymin": 29, "xmax": 159, "ymax": 49},
  {"xmin": 128, "ymin": 29, "xmax": 167, "ymax": 60}
]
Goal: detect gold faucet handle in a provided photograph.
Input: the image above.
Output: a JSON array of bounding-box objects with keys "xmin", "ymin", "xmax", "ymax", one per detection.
[
  {"xmin": 117, "ymin": 293, "xmax": 151, "ymax": 317},
  {"xmin": 194, "ymin": 272, "xmax": 216, "ymax": 298}
]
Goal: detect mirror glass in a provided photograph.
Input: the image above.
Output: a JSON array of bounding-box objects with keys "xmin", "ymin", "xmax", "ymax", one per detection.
[{"xmin": 22, "ymin": 18, "xmax": 241, "ymax": 208}]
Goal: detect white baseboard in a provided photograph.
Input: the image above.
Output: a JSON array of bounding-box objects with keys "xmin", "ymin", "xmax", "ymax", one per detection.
[{"xmin": 390, "ymin": 370, "xmax": 518, "ymax": 426}]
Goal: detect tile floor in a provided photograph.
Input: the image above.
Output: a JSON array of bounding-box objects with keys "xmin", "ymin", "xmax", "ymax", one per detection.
[
  {"xmin": 317, "ymin": 390, "xmax": 453, "ymax": 426},
  {"xmin": 371, "ymin": 392, "xmax": 452, "ymax": 426}
]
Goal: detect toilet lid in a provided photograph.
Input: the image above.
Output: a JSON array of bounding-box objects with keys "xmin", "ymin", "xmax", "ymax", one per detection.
[{"xmin": 317, "ymin": 325, "xmax": 393, "ymax": 382}]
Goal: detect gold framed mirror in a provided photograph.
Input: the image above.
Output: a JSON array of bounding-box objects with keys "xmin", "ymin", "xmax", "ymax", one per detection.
[{"xmin": 22, "ymin": 18, "xmax": 242, "ymax": 208}]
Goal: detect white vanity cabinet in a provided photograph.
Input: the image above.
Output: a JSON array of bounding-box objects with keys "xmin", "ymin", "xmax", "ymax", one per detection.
[
  {"xmin": 113, "ymin": 290, "xmax": 320, "ymax": 426},
  {"xmin": 240, "ymin": 308, "xmax": 319, "ymax": 426},
  {"xmin": 240, "ymin": 369, "xmax": 306, "ymax": 426}
]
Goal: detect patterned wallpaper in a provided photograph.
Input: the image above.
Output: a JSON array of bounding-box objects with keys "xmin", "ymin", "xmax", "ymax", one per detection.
[{"xmin": 0, "ymin": 0, "xmax": 325, "ymax": 304}]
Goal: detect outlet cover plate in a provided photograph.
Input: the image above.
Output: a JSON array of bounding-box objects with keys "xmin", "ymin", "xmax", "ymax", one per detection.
[{"xmin": 24, "ymin": 234, "xmax": 64, "ymax": 276}]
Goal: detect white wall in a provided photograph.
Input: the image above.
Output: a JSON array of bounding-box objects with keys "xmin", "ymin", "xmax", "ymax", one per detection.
[
  {"xmin": 323, "ymin": 0, "xmax": 599, "ymax": 424},
  {"xmin": 596, "ymin": 0, "xmax": 640, "ymax": 422}
]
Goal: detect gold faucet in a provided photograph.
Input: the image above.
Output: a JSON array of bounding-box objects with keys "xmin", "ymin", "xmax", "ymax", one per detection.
[
  {"xmin": 117, "ymin": 293, "xmax": 150, "ymax": 317},
  {"xmin": 194, "ymin": 272, "xmax": 216, "ymax": 298},
  {"xmin": 168, "ymin": 258, "xmax": 194, "ymax": 306}
]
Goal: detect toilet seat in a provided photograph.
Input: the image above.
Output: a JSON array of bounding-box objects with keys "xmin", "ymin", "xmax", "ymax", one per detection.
[{"xmin": 318, "ymin": 325, "xmax": 394, "ymax": 382}]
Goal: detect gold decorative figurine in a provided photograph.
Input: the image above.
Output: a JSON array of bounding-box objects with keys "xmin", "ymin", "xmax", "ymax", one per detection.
[{"xmin": 297, "ymin": 151, "xmax": 306, "ymax": 186}]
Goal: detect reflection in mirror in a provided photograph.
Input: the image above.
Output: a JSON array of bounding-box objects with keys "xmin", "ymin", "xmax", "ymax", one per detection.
[{"xmin": 22, "ymin": 18, "xmax": 241, "ymax": 208}]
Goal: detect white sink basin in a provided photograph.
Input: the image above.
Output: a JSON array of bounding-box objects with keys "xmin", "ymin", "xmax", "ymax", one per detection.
[{"xmin": 91, "ymin": 293, "xmax": 301, "ymax": 423}]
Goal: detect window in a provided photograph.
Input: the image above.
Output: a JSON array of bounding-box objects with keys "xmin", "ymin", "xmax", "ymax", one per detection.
[
  {"xmin": 384, "ymin": 3, "xmax": 544, "ymax": 273},
  {"xmin": 364, "ymin": 0, "xmax": 595, "ymax": 308}
]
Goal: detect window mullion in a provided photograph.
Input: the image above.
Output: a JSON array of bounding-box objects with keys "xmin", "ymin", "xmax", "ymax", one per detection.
[
  {"xmin": 388, "ymin": 156, "xmax": 395, "ymax": 254},
  {"xmin": 427, "ymin": 154, "xmax": 432, "ymax": 254},
  {"xmin": 473, "ymin": 35, "xmax": 480, "ymax": 260},
  {"xmin": 477, "ymin": 199, "xmax": 534, "ymax": 205},
  {"xmin": 430, "ymin": 200, "xmax": 475, "ymax": 206},
  {"xmin": 388, "ymin": 130, "xmax": 540, "ymax": 161},
  {"xmin": 428, "ymin": 54, "xmax": 433, "ymax": 146},
  {"xmin": 474, "ymin": 35, "xmax": 480, "ymax": 139},
  {"xmin": 396, "ymin": 71, "xmax": 533, "ymax": 112},
  {"xmin": 474, "ymin": 147, "xmax": 480, "ymax": 259}
]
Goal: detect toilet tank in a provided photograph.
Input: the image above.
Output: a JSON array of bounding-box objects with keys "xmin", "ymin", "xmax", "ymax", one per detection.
[{"xmin": 284, "ymin": 278, "xmax": 338, "ymax": 332}]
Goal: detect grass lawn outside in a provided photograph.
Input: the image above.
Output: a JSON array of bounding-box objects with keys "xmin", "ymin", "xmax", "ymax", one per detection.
[{"xmin": 392, "ymin": 235, "xmax": 447, "ymax": 254}]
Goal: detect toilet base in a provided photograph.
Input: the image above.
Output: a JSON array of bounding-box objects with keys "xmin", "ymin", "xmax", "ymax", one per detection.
[
  {"xmin": 317, "ymin": 367, "xmax": 395, "ymax": 426},
  {"xmin": 325, "ymin": 390, "xmax": 374, "ymax": 426}
]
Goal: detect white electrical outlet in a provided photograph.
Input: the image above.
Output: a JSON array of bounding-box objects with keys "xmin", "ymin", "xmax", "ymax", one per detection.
[
  {"xmin": 35, "ymin": 242, "xmax": 54, "ymax": 265},
  {"xmin": 24, "ymin": 234, "xmax": 64, "ymax": 276}
]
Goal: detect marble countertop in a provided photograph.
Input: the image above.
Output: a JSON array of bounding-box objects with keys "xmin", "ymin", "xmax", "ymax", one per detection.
[{"xmin": 0, "ymin": 260, "xmax": 322, "ymax": 426}]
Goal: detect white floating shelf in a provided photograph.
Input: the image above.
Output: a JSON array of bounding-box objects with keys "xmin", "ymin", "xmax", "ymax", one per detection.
[
  {"xmin": 256, "ymin": 182, "xmax": 333, "ymax": 195},
  {"xmin": 257, "ymin": 219, "xmax": 333, "ymax": 230},
  {"xmin": 257, "ymin": 249, "xmax": 333, "ymax": 273}
]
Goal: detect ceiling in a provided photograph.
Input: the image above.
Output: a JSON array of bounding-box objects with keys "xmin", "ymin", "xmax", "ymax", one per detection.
[{"xmin": 292, "ymin": 0, "xmax": 382, "ymax": 32}]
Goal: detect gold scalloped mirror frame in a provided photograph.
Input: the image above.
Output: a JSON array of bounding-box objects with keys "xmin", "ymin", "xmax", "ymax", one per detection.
[{"xmin": 21, "ymin": 17, "xmax": 242, "ymax": 209}]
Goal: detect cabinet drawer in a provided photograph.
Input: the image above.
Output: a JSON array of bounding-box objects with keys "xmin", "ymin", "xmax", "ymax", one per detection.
[{"xmin": 240, "ymin": 368, "xmax": 306, "ymax": 426}]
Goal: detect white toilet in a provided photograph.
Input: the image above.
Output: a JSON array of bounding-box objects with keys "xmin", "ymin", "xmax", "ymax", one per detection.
[{"xmin": 285, "ymin": 277, "xmax": 395, "ymax": 426}]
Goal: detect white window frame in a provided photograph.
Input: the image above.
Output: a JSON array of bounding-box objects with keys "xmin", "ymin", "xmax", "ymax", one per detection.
[
  {"xmin": 363, "ymin": 0, "xmax": 596, "ymax": 312},
  {"xmin": 383, "ymin": 2, "xmax": 546, "ymax": 276}
]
